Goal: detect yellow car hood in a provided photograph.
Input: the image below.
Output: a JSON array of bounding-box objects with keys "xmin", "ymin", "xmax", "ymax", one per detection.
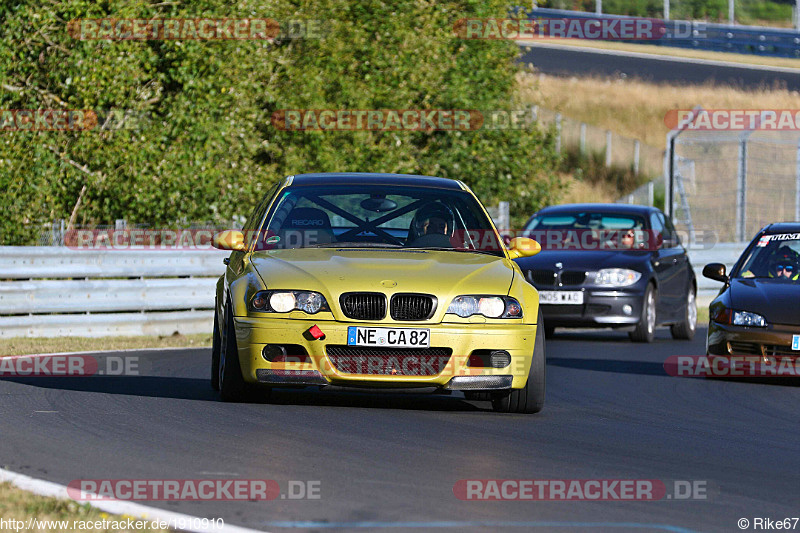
[{"xmin": 249, "ymin": 248, "xmax": 515, "ymax": 301}]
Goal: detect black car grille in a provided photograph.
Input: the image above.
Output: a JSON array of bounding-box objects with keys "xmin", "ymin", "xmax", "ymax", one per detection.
[
  {"xmin": 560, "ymin": 271, "xmax": 586, "ymax": 286},
  {"xmin": 390, "ymin": 293, "xmax": 436, "ymax": 321},
  {"xmin": 763, "ymin": 345, "xmax": 798, "ymax": 357},
  {"xmin": 727, "ymin": 341, "xmax": 763, "ymax": 355},
  {"xmin": 340, "ymin": 293, "xmax": 386, "ymax": 320},
  {"xmin": 527, "ymin": 269, "xmax": 585, "ymax": 287},
  {"xmin": 528, "ymin": 269, "xmax": 557, "ymax": 287},
  {"xmin": 325, "ymin": 346, "xmax": 452, "ymax": 376}
]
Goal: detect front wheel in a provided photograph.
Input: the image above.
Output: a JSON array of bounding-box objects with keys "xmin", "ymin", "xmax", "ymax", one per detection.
[
  {"xmin": 670, "ymin": 286, "xmax": 697, "ymax": 340},
  {"xmin": 492, "ymin": 309, "xmax": 546, "ymax": 414},
  {"xmin": 211, "ymin": 307, "xmax": 221, "ymax": 391},
  {"xmin": 218, "ymin": 302, "xmax": 270, "ymax": 403},
  {"xmin": 629, "ymin": 283, "xmax": 656, "ymax": 343}
]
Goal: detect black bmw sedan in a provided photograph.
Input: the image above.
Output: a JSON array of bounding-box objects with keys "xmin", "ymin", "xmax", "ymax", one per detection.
[
  {"xmin": 514, "ymin": 203, "xmax": 697, "ymax": 343},
  {"xmin": 704, "ymin": 223, "xmax": 800, "ymax": 358}
]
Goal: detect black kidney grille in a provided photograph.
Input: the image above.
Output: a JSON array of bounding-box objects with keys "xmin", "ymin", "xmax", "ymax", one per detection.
[
  {"xmin": 560, "ymin": 271, "xmax": 586, "ymax": 286},
  {"xmin": 390, "ymin": 294, "xmax": 436, "ymax": 321},
  {"xmin": 529, "ymin": 269, "xmax": 557, "ymax": 287},
  {"xmin": 340, "ymin": 293, "xmax": 386, "ymax": 320}
]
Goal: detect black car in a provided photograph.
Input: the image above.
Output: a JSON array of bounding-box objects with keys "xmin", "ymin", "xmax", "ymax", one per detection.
[
  {"xmin": 704, "ymin": 223, "xmax": 800, "ymax": 358},
  {"xmin": 514, "ymin": 203, "xmax": 697, "ymax": 342}
]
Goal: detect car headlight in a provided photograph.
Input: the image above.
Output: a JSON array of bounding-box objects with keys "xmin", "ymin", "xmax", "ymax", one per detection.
[
  {"xmin": 446, "ymin": 296, "xmax": 523, "ymax": 318},
  {"xmin": 594, "ymin": 268, "xmax": 642, "ymax": 287},
  {"xmin": 732, "ymin": 310, "xmax": 767, "ymax": 327},
  {"xmin": 251, "ymin": 290, "xmax": 330, "ymax": 314}
]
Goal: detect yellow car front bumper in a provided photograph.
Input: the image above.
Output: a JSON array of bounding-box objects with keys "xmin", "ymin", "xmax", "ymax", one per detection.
[{"xmin": 233, "ymin": 316, "xmax": 538, "ymax": 390}]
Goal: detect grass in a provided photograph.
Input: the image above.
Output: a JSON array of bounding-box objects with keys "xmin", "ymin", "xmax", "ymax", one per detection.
[
  {"xmin": 518, "ymin": 72, "xmax": 800, "ymax": 147},
  {"xmin": 0, "ymin": 333, "xmax": 211, "ymax": 357},
  {"xmin": 518, "ymin": 38, "xmax": 800, "ymax": 70},
  {"xmin": 0, "ymin": 482, "xmax": 170, "ymax": 532}
]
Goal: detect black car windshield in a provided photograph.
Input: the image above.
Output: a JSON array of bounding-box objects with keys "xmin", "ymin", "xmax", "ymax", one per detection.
[
  {"xmin": 523, "ymin": 211, "xmax": 648, "ymax": 250},
  {"xmin": 736, "ymin": 233, "xmax": 800, "ymax": 281},
  {"xmin": 257, "ymin": 184, "xmax": 503, "ymax": 256}
]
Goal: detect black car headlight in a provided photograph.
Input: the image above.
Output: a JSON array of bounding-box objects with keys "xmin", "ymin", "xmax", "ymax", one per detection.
[
  {"xmin": 251, "ymin": 290, "xmax": 330, "ymax": 314},
  {"xmin": 446, "ymin": 296, "xmax": 522, "ymax": 319}
]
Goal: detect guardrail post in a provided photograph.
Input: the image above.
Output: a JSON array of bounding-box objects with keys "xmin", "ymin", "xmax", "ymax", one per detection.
[
  {"xmin": 648, "ymin": 181, "xmax": 654, "ymax": 207},
  {"xmin": 664, "ymin": 0, "xmax": 670, "ymax": 20},
  {"xmin": 605, "ymin": 130, "xmax": 612, "ymax": 167},
  {"xmin": 555, "ymin": 113, "xmax": 562, "ymax": 153},
  {"xmin": 633, "ymin": 140, "xmax": 640, "ymax": 175},
  {"xmin": 579, "ymin": 123, "xmax": 586, "ymax": 155},
  {"xmin": 736, "ymin": 138, "xmax": 748, "ymax": 242}
]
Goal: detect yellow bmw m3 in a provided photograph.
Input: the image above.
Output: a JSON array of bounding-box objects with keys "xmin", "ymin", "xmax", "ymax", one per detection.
[{"xmin": 211, "ymin": 173, "xmax": 545, "ymax": 413}]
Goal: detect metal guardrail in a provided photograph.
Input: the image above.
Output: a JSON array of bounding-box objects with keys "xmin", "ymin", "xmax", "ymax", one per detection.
[
  {"xmin": 0, "ymin": 247, "xmax": 227, "ymax": 338},
  {"xmin": 525, "ymin": 7, "xmax": 800, "ymax": 58},
  {"xmin": 1, "ymin": 243, "xmax": 744, "ymax": 338}
]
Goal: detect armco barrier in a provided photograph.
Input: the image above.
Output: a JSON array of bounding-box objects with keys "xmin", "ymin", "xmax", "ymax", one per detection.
[
  {"xmin": 0, "ymin": 243, "xmax": 745, "ymax": 338},
  {"xmin": 0, "ymin": 247, "xmax": 227, "ymax": 338},
  {"xmin": 523, "ymin": 7, "xmax": 800, "ymax": 58}
]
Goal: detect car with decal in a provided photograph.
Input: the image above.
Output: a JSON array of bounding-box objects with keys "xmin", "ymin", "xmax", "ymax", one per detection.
[
  {"xmin": 704, "ymin": 223, "xmax": 800, "ymax": 359},
  {"xmin": 210, "ymin": 173, "xmax": 546, "ymax": 413}
]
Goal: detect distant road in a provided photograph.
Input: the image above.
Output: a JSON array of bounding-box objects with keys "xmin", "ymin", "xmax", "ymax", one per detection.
[{"xmin": 518, "ymin": 42, "xmax": 800, "ymax": 90}]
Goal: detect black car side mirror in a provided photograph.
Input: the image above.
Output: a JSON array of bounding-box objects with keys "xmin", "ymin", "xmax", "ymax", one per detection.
[{"xmin": 703, "ymin": 263, "xmax": 728, "ymax": 283}]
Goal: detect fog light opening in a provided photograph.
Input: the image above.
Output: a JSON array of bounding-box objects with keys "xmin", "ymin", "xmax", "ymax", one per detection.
[
  {"xmin": 622, "ymin": 304, "xmax": 633, "ymax": 316},
  {"xmin": 262, "ymin": 344, "xmax": 287, "ymax": 362},
  {"xmin": 490, "ymin": 350, "xmax": 511, "ymax": 368}
]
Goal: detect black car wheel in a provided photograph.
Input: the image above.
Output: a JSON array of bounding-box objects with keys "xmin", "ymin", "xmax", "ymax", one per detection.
[
  {"xmin": 218, "ymin": 302, "xmax": 270, "ymax": 403},
  {"xmin": 492, "ymin": 309, "xmax": 546, "ymax": 414},
  {"xmin": 629, "ymin": 283, "xmax": 656, "ymax": 343},
  {"xmin": 670, "ymin": 285, "xmax": 697, "ymax": 340},
  {"xmin": 211, "ymin": 306, "xmax": 221, "ymax": 391}
]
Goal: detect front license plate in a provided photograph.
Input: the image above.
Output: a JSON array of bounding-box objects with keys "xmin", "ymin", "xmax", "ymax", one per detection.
[
  {"xmin": 539, "ymin": 290, "xmax": 584, "ymax": 305},
  {"xmin": 347, "ymin": 327, "xmax": 430, "ymax": 348},
  {"xmin": 793, "ymin": 335, "xmax": 800, "ymax": 351}
]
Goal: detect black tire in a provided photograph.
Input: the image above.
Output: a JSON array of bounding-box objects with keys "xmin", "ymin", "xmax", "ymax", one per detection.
[
  {"xmin": 218, "ymin": 302, "xmax": 269, "ymax": 403},
  {"xmin": 670, "ymin": 285, "xmax": 697, "ymax": 340},
  {"xmin": 211, "ymin": 307, "xmax": 221, "ymax": 391},
  {"xmin": 629, "ymin": 283, "xmax": 656, "ymax": 343},
  {"xmin": 492, "ymin": 309, "xmax": 546, "ymax": 414}
]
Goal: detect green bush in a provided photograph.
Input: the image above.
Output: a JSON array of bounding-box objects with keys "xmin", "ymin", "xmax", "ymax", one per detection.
[{"xmin": 0, "ymin": 0, "xmax": 562, "ymax": 244}]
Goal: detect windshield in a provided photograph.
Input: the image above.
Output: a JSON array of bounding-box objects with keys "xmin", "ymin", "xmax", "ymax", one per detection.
[
  {"xmin": 257, "ymin": 184, "xmax": 503, "ymax": 256},
  {"xmin": 523, "ymin": 211, "xmax": 649, "ymax": 251},
  {"xmin": 736, "ymin": 232, "xmax": 800, "ymax": 281}
]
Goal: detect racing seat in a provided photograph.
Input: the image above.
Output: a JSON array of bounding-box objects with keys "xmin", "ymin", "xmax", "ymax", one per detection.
[{"xmin": 279, "ymin": 207, "xmax": 335, "ymax": 248}]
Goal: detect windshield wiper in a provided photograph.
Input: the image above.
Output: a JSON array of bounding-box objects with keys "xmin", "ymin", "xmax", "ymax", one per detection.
[
  {"xmin": 404, "ymin": 246, "xmax": 502, "ymax": 256},
  {"xmin": 305, "ymin": 242, "xmax": 404, "ymax": 248}
]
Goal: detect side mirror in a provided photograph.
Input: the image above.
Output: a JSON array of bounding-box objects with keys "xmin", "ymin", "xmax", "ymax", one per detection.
[
  {"xmin": 213, "ymin": 230, "xmax": 246, "ymax": 251},
  {"xmin": 507, "ymin": 237, "xmax": 541, "ymax": 259},
  {"xmin": 702, "ymin": 263, "xmax": 728, "ymax": 283}
]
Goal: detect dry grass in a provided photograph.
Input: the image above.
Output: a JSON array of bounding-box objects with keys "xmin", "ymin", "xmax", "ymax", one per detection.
[
  {"xmin": 557, "ymin": 171, "xmax": 623, "ymax": 203},
  {"xmin": 518, "ymin": 72, "xmax": 800, "ymax": 147},
  {"xmin": 519, "ymin": 39, "xmax": 800, "ymax": 69},
  {"xmin": 0, "ymin": 482, "xmax": 170, "ymax": 532},
  {"xmin": 0, "ymin": 333, "xmax": 211, "ymax": 357}
]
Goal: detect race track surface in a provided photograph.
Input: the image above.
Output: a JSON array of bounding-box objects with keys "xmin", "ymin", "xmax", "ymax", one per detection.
[
  {"xmin": 1, "ymin": 328, "xmax": 798, "ymax": 533},
  {"xmin": 519, "ymin": 43, "xmax": 800, "ymax": 90}
]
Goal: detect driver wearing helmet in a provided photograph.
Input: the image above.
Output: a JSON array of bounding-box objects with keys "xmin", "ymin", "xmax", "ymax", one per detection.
[
  {"xmin": 408, "ymin": 202, "xmax": 455, "ymax": 247},
  {"xmin": 768, "ymin": 247, "xmax": 799, "ymax": 280}
]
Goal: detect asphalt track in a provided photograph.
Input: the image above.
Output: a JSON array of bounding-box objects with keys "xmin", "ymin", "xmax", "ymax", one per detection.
[
  {"xmin": 1, "ymin": 328, "xmax": 799, "ymax": 533},
  {"xmin": 518, "ymin": 43, "xmax": 800, "ymax": 90}
]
